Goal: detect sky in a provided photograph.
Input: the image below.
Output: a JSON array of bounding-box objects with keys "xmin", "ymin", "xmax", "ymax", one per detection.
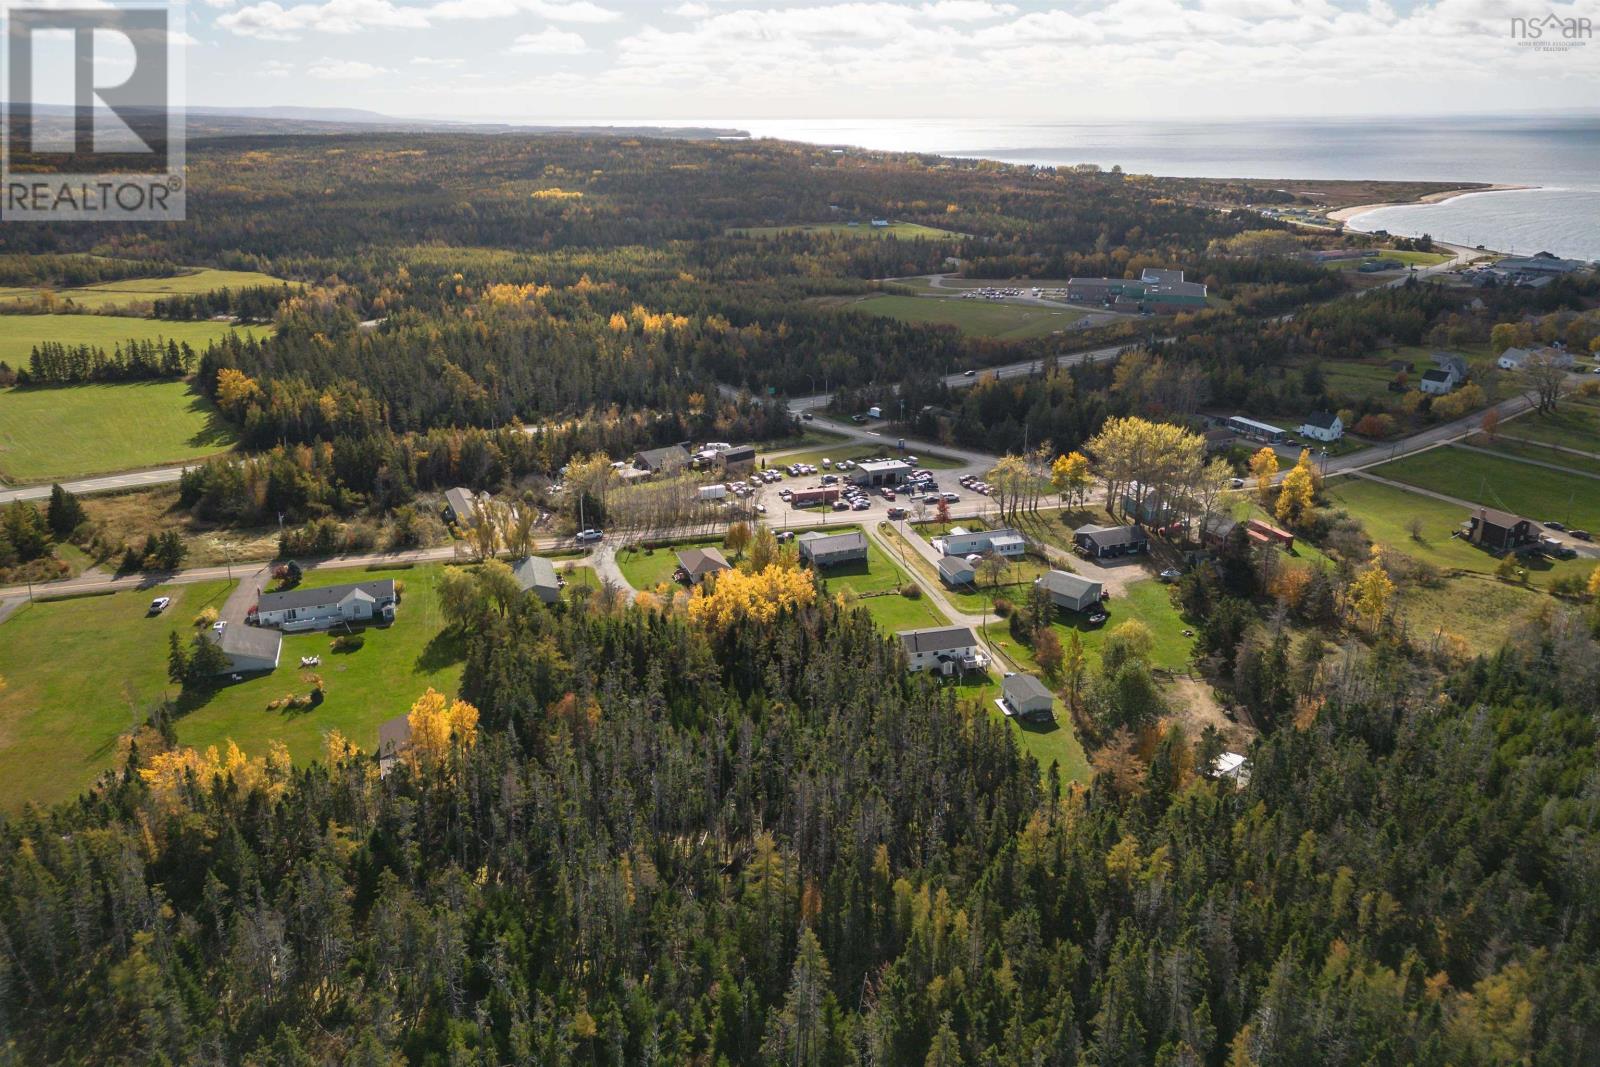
[{"xmin": 80, "ymin": 0, "xmax": 1600, "ymax": 120}]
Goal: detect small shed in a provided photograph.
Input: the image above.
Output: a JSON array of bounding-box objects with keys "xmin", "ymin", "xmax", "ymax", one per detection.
[
  {"xmin": 1002, "ymin": 673, "xmax": 1055, "ymax": 720},
  {"xmin": 937, "ymin": 555, "xmax": 976, "ymax": 587}
]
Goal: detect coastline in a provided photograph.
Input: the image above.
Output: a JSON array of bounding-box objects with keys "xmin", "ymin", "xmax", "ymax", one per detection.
[{"xmin": 1327, "ymin": 183, "xmax": 1535, "ymax": 224}]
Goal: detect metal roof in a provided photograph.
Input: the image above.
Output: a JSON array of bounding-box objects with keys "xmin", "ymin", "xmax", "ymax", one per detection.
[{"xmin": 511, "ymin": 555, "xmax": 559, "ymax": 592}]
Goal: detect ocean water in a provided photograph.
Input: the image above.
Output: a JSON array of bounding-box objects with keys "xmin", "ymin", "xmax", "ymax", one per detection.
[{"xmin": 551, "ymin": 114, "xmax": 1600, "ymax": 261}]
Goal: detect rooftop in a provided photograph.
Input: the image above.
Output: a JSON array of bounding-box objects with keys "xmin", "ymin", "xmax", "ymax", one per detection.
[
  {"xmin": 1036, "ymin": 569, "xmax": 1101, "ymax": 599},
  {"xmin": 510, "ymin": 555, "xmax": 559, "ymax": 592},
  {"xmin": 799, "ymin": 530, "xmax": 867, "ymax": 552},
  {"xmin": 678, "ymin": 546, "xmax": 731, "ymax": 579},
  {"xmin": 898, "ymin": 626, "xmax": 978, "ymax": 654},
  {"xmin": 1002, "ymin": 673, "xmax": 1053, "ymax": 704},
  {"xmin": 1302, "ymin": 410, "xmax": 1339, "ymax": 429},
  {"xmin": 1075, "ymin": 523, "xmax": 1147, "ymax": 546},
  {"xmin": 257, "ymin": 579, "xmax": 396, "ymax": 614}
]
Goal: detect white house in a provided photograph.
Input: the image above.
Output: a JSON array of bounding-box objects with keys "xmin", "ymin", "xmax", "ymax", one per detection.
[
  {"xmin": 1498, "ymin": 345, "xmax": 1574, "ymax": 371},
  {"xmin": 933, "ymin": 526, "xmax": 1027, "ymax": 558},
  {"xmin": 937, "ymin": 555, "xmax": 976, "ymax": 586},
  {"xmin": 208, "ymin": 626, "xmax": 282, "ymax": 674},
  {"xmin": 898, "ymin": 626, "xmax": 986, "ymax": 675},
  {"xmin": 1001, "ymin": 673, "xmax": 1055, "ymax": 720},
  {"xmin": 252, "ymin": 579, "xmax": 397, "ymax": 632},
  {"xmin": 1298, "ymin": 411, "xmax": 1343, "ymax": 442},
  {"xmin": 1212, "ymin": 752, "xmax": 1252, "ymax": 787},
  {"xmin": 1419, "ymin": 368, "xmax": 1456, "ymax": 395}
]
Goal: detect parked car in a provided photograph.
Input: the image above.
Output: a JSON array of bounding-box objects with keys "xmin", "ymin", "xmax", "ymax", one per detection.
[
  {"xmin": 801, "ymin": 412, "xmax": 814, "ymax": 420},
  {"xmin": 148, "ymin": 596, "xmax": 171, "ymax": 614},
  {"xmin": 942, "ymin": 492, "xmax": 959, "ymax": 503},
  {"xmin": 1572, "ymin": 529, "xmax": 1592, "ymax": 541},
  {"xmin": 1544, "ymin": 520, "xmax": 1566, "ymax": 530},
  {"xmin": 1230, "ymin": 477, "xmax": 1245, "ymax": 489},
  {"xmin": 832, "ymin": 500, "xmax": 850, "ymax": 511},
  {"xmin": 213, "ymin": 620, "xmax": 227, "ymax": 634},
  {"xmin": 886, "ymin": 507, "xmax": 907, "ymax": 519},
  {"xmin": 923, "ymin": 494, "xmax": 941, "ymax": 505},
  {"xmin": 754, "ymin": 503, "xmax": 767, "ymax": 513},
  {"xmin": 1086, "ymin": 610, "xmax": 1108, "ymax": 625},
  {"xmin": 1159, "ymin": 568, "xmax": 1183, "ymax": 582},
  {"xmin": 576, "ymin": 528, "xmax": 604, "ymax": 543}
]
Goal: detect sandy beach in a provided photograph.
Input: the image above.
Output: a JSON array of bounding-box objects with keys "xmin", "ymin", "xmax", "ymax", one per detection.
[{"xmin": 1327, "ymin": 183, "xmax": 1535, "ymax": 223}]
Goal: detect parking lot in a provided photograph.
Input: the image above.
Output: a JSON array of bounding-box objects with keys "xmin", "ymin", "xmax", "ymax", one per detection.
[{"xmin": 752, "ymin": 454, "xmax": 999, "ymax": 527}]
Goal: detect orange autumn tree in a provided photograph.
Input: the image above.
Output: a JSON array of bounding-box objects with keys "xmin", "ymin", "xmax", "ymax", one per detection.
[{"xmin": 407, "ymin": 687, "xmax": 480, "ymax": 768}]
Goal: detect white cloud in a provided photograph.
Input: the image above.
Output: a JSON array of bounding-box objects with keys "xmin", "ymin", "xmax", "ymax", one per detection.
[
  {"xmin": 671, "ymin": 1, "xmax": 710, "ymax": 15},
  {"xmin": 261, "ymin": 58, "xmax": 295, "ymax": 76},
  {"xmin": 521, "ymin": 0, "xmax": 617, "ymax": 21},
  {"xmin": 218, "ymin": 0, "xmax": 428, "ymax": 39},
  {"xmin": 508, "ymin": 26, "xmax": 587, "ymax": 52},
  {"xmin": 411, "ymin": 54, "xmax": 462, "ymax": 65},
  {"xmin": 307, "ymin": 58, "xmax": 391, "ymax": 78},
  {"xmin": 920, "ymin": 0, "xmax": 1015, "ymax": 20}
]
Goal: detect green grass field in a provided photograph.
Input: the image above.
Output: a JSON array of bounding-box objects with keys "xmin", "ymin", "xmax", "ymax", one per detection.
[
  {"xmin": 0, "ymin": 563, "xmax": 478, "ymax": 810},
  {"xmin": 0, "ymin": 314, "xmax": 270, "ymax": 366},
  {"xmin": 1468, "ymin": 437, "xmax": 1600, "ymax": 478},
  {"xmin": 174, "ymin": 564, "xmax": 467, "ymax": 768},
  {"xmin": 1372, "ymin": 446, "xmax": 1600, "ymax": 533},
  {"xmin": 731, "ymin": 221, "xmax": 961, "ymax": 240},
  {"xmin": 845, "ymin": 294, "xmax": 1086, "ymax": 341},
  {"xmin": 0, "ymin": 380, "xmax": 237, "ymax": 483},
  {"xmin": 1495, "ymin": 402, "xmax": 1600, "ymax": 453},
  {"xmin": 1325, "ymin": 477, "xmax": 1589, "ymax": 591},
  {"xmin": 1324, "ymin": 250, "xmax": 1452, "ymax": 270},
  {"xmin": 0, "ymin": 579, "xmax": 234, "ymax": 811},
  {"xmin": 616, "ymin": 536, "xmax": 727, "ymax": 592},
  {"xmin": 1, "ymin": 268, "xmax": 293, "ymax": 311}
]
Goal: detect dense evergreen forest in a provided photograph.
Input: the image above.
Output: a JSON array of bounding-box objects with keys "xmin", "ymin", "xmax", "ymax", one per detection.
[{"xmin": 1, "ymin": 585, "xmax": 1597, "ymax": 1063}]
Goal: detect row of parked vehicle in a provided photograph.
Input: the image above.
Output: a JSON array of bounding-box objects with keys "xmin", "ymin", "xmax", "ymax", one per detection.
[{"xmin": 958, "ymin": 474, "xmax": 993, "ymax": 495}]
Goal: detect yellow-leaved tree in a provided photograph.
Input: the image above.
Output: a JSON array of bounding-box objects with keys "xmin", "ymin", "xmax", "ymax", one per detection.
[
  {"xmin": 1050, "ymin": 451, "xmax": 1092, "ymax": 507},
  {"xmin": 1275, "ymin": 454, "xmax": 1317, "ymax": 528},
  {"xmin": 1249, "ymin": 447, "xmax": 1279, "ymax": 502},
  {"xmin": 686, "ymin": 564, "xmax": 816, "ymax": 631},
  {"xmin": 1349, "ymin": 550, "xmax": 1396, "ymax": 632},
  {"xmin": 140, "ymin": 739, "xmax": 290, "ymax": 812},
  {"xmin": 407, "ymin": 687, "xmax": 480, "ymax": 769}
]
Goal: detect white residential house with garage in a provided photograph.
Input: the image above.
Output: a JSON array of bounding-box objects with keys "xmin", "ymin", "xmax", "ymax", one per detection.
[
  {"xmin": 1298, "ymin": 411, "xmax": 1343, "ymax": 442},
  {"xmin": 1001, "ymin": 673, "xmax": 1055, "ymax": 721},
  {"xmin": 933, "ymin": 526, "xmax": 1026, "ymax": 558},
  {"xmin": 251, "ymin": 579, "xmax": 398, "ymax": 632},
  {"xmin": 798, "ymin": 530, "xmax": 869, "ymax": 568},
  {"xmin": 898, "ymin": 626, "xmax": 986, "ymax": 675},
  {"xmin": 1035, "ymin": 569, "xmax": 1103, "ymax": 612},
  {"xmin": 208, "ymin": 626, "xmax": 283, "ymax": 674},
  {"xmin": 1497, "ymin": 345, "xmax": 1574, "ymax": 371}
]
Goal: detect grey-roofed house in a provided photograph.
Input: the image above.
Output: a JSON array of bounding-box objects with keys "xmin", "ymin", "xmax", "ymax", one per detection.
[
  {"xmin": 1497, "ymin": 345, "xmax": 1574, "ymax": 371},
  {"xmin": 377, "ymin": 714, "xmax": 411, "ymax": 776},
  {"xmin": 1419, "ymin": 368, "xmax": 1455, "ymax": 395},
  {"xmin": 938, "ymin": 555, "xmax": 976, "ymax": 586},
  {"xmin": 798, "ymin": 530, "xmax": 868, "ymax": 568},
  {"xmin": 444, "ymin": 486, "xmax": 485, "ymax": 527},
  {"xmin": 1299, "ymin": 410, "xmax": 1343, "ymax": 442},
  {"xmin": 511, "ymin": 556, "xmax": 561, "ymax": 604},
  {"xmin": 1002, "ymin": 673, "xmax": 1055, "ymax": 720},
  {"xmin": 207, "ymin": 625, "xmax": 283, "ymax": 674},
  {"xmin": 1035, "ymin": 569, "xmax": 1103, "ymax": 612},
  {"xmin": 897, "ymin": 626, "xmax": 985, "ymax": 675},
  {"xmin": 1073, "ymin": 523, "xmax": 1148, "ymax": 559},
  {"xmin": 252, "ymin": 579, "xmax": 397, "ymax": 631},
  {"xmin": 634, "ymin": 444, "xmax": 691, "ymax": 475},
  {"xmin": 677, "ymin": 546, "xmax": 731, "ymax": 585}
]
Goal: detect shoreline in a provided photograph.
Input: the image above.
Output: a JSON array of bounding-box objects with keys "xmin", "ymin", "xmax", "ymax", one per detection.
[{"xmin": 1326, "ymin": 183, "xmax": 1536, "ymax": 224}]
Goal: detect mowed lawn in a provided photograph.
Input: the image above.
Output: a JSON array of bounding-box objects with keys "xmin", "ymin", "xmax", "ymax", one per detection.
[
  {"xmin": 1496, "ymin": 402, "xmax": 1600, "ymax": 453},
  {"xmin": 847, "ymin": 294, "xmax": 1085, "ymax": 341},
  {"xmin": 616, "ymin": 536, "xmax": 726, "ymax": 592},
  {"xmin": 0, "ymin": 380, "xmax": 237, "ymax": 483},
  {"xmin": 812, "ymin": 531, "xmax": 950, "ymax": 632},
  {"xmin": 1372, "ymin": 446, "xmax": 1600, "ymax": 533},
  {"xmin": 0, "ymin": 579, "xmax": 234, "ymax": 811},
  {"xmin": 175, "ymin": 564, "xmax": 466, "ymax": 769},
  {"xmin": 2, "ymin": 268, "xmax": 293, "ymax": 311},
  {"xmin": 1326, "ymin": 478, "xmax": 1554, "ymax": 578},
  {"xmin": 0, "ymin": 314, "xmax": 269, "ymax": 366}
]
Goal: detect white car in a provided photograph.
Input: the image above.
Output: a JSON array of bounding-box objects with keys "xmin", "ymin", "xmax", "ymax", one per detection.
[
  {"xmin": 213, "ymin": 619, "xmax": 227, "ymax": 634},
  {"xmin": 576, "ymin": 528, "xmax": 604, "ymax": 543},
  {"xmin": 148, "ymin": 596, "xmax": 171, "ymax": 614},
  {"xmin": 754, "ymin": 503, "xmax": 767, "ymax": 513}
]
